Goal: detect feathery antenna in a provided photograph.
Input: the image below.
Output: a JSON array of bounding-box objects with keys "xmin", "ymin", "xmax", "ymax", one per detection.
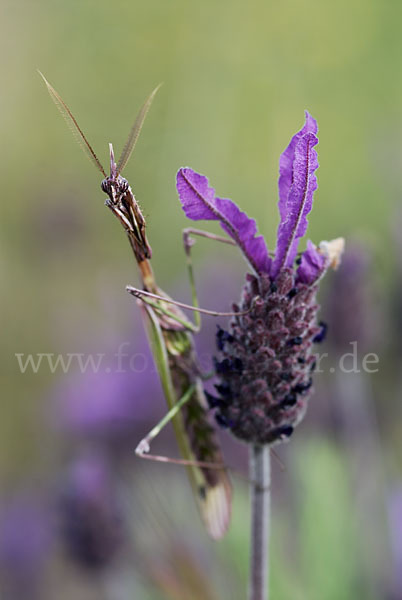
[
  {"xmin": 38, "ymin": 71, "xmax": 107, "ymax": 177},
  {"xmin": 116, "ymin": 84, "xmax": 162, "ymax": 176}
]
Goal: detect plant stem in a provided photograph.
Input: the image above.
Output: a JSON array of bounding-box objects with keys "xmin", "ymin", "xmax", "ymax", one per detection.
[{"xmin": 249, "ymin": 444, "xmax": 270, "ymax": 600}]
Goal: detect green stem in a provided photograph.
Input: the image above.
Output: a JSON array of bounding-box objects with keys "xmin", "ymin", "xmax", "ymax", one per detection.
[{"xmin": 249, "ymin": 444, "xmax": 270, "ymax": 600}]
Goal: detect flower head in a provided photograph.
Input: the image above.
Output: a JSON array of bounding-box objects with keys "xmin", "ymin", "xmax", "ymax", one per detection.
[
  {"xmin": 0, "ymin": 493, "xmax": 52, "ymax": 599},
  {"xmin": 387, "ymin": 486, "xmax": 402, "ymax": 598},
  {"xmin": 53, "ymin": 346, "xmax": 163, "ymax": 453},
  {"xmin": 176, "ymin": 113, "xmax": 344, "ymax": 446},
  {"xmin": 58, "ymin": 451, "xmax": 125, "ymax": 570},
  {"xmin": 325, "ymin": 242, "xmax": 381, "ymax": 355}
]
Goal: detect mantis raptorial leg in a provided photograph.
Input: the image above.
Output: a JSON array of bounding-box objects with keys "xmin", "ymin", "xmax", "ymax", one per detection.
[{"xmin": 126, "ymin": 226, "xmax": 244, "ymax": 335}]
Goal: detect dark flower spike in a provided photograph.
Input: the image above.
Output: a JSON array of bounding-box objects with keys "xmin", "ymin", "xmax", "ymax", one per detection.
[
  {"xmin": 313, "ymin": 320, "xmax": 328, "ymax": 343},
  {"xmin": 177, "ymin": 168, "xmax": 271, "ymax": 274},
  {"xmin": 216, "ymin": 325, "xmax": 234, "ymax": 351},
  {"xmin": 176, "ymin": 113, "xmax": 344, "ymax": 446},
  {"xmin": 204, "ymin": 391, "xmax": 222, "ymax": 409}
]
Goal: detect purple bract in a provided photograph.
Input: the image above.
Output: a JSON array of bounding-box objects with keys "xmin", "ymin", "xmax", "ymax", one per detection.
[{"xmin": 177, "ymin": 168, "xmax": 271, "ymax": 274}]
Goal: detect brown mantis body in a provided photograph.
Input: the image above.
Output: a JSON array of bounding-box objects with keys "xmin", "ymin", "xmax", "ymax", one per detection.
[{"xmin": 40, "ymin": 73, "xmax": 232, "ymax": 538}]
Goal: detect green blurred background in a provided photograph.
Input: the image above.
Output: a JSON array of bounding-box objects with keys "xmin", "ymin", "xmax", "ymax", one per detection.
[{"xmin": 1, "ymin": 0, "xmax": 402, "ymax": 598}]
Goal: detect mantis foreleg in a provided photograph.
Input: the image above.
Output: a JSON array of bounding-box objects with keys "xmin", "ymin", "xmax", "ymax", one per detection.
[{"xmin": 126, "ymin": 286, "xmax": 252, "ymax": 332}]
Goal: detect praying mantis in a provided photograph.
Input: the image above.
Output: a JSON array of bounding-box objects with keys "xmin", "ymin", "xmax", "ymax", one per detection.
[{"xmin": 40, "ymin": 74, "xmax": 237, "ymax": 539}]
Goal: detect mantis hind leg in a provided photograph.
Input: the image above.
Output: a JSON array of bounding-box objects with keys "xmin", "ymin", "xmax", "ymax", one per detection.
[
  {"xmin": 126, "ymin": 286, "xmax": 248, "ymax": 332},
  {"xmin": 135, "ymin": 383, "xmax": 225, "ymax": 470}
]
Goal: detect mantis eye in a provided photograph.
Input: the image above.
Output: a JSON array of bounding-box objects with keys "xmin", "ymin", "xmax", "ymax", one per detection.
[
  {"xmin": 101, "ymin": 179, "xmax": 109, "ymax": 194},
  {"xmin": 119, "ymin": 178, "xmax": 129, "ymax": 193}
]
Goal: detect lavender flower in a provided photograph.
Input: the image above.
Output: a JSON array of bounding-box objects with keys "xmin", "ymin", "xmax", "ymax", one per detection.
[
  {"xmin": 176, "ymin": 113, "xmax": 344, "ymax": 446},
  {"xmin": 387, "ymin": 487, "xmax": 402, "ymax": 598},
  {"xmin": 324, "ymin": 242, "xmax": 380, "ymax": 355},
  {"xmin": 54, "ymin": 350, "xmax": 163, "ymax": 453},
  {"xmin": 58, "ymin": 452, "xmax": 125, "ymax": 570},
  {"xmin": 0, "ymin": 493, "xmax": 52, "ymax": 599}
]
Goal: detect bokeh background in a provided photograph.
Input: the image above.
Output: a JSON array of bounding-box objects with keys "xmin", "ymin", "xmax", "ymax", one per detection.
[{"xmin": 1, "ymin": 0, "xmax": 401, "ymax": 598}]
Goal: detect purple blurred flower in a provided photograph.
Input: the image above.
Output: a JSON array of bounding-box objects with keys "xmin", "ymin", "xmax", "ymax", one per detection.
[
  {"xmin": 54, "ymin": 346, "xmax": 163, "ymax": 451},
  {"xmin": 387, "ymin": 487, "xmax": 402, "ymax": 597},
  {"xmin": 0, "ymin": 493, "xmax": 52, "ymax": 599},
  {"xmin": 58, "ymin": 451, "xmax": 125, "ymax": 570},
  {"xmin": 390, "ymin": 210, "xmax": 402, "ymax": 356},
  {"xmin": 176, "ymin": 113, "xmax": 344, "ymax": 445},
  {"xmin": 325, "ymin": 242, "xmax": 380, "ymax": 354}
]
